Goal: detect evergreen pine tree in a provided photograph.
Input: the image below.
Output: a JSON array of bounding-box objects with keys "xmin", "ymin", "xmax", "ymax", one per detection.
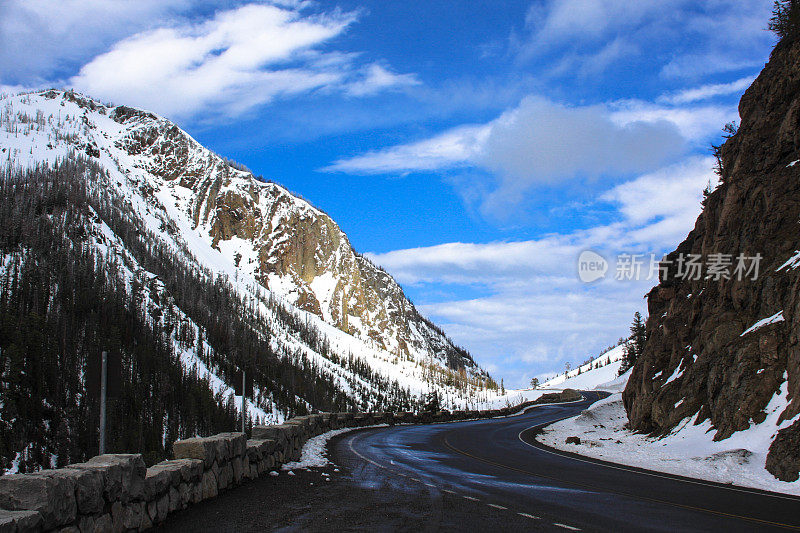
[{"xmin": 619, "ymin": 311, "xmax": 647, "ymax": 376}]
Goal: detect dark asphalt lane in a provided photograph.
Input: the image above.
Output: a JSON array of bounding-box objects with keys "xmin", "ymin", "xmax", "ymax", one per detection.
[{"xmin": 158, "ymin": 392, "xmax": 800, "ymax": 532}]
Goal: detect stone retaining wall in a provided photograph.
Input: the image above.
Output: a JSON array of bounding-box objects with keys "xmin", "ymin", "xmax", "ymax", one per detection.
[{"xmin": 0, "ymin": 390, "xmax": 581, "ymax": 532}]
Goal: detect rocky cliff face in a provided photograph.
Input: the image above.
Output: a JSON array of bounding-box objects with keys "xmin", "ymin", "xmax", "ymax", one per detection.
[{"xmin": 623, "ymin": 39, "xmax": 800, "ymax": 481}]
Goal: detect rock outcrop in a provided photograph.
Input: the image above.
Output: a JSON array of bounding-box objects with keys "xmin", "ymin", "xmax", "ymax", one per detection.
[
  {"xmin": 623, "ymin": 38, "xmax": 800, "ymax": 480},
  {"xmin": 101, "ymin": 96, "xmax": 475, "ymax": 370}
]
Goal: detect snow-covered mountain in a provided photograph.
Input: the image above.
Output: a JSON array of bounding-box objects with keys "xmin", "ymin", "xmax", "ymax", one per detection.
[{"xmin": 0, "ymin": 89, "xmax": 495, "ymax": 425}]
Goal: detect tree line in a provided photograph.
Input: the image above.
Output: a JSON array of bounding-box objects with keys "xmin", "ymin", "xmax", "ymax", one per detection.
[{"xmin": 0, "ymin": 155, "xmax": 430, "ymax": 473}]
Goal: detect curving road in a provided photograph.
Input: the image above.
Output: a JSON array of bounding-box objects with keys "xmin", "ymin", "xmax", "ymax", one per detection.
[{"xmin": 159, "ymin": 392, "xmax": 800, "ymax": 532}]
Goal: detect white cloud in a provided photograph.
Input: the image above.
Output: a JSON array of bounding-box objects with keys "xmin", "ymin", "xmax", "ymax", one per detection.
[
  {"xmin": 658, "ymin": 76, "xmax": 755, "ymax": 105},
  {"xmin": 327, "ymin": 96, "xmax": 689, "ymax": 177},
  {"xmin": 608, "ymin": 100, "xmax": 736, "ymax": 143},
  {"xmin": 475, "ymin": 97, "xmax": 684, "ymax": 210},
  {"xmin": 523, "ymin": 0, "xmax": 663, "ymax": 48},
  {"xmin": 601, "ymin": 156, "xmax": 717, "ymax": 245},
  {"xmin": 0, "ymin": 0, "xmax": 192, "ymax": 83},
  {"xmin": 324, "ymin": 124, "xmax": 489, "ymax": 174},
  {"xmin": 346, "ymin": 64, "xmax": 421, "ymax": 97},
  {"xmin": 368, "ymin": 156, "xmax": 716, "ymax": 387},
  {"xmin": 518, "ymin": 1, "xmax": 772, "ymax": 79},
  {"xmin": 69, "ymin": 4, "xmax": 357, "ymax": 117},
  {"xmin": 326, "ymin": 95, "xmax": 727, "ymax": 217},
  {"xmin": 3, "ymin": 2, "xmax": 420, "ymax": 119},
  {"xmin": 658, "ymin": 3, "xmax": 773, "ymax": 79},
  {"xmin": 370, "ymin": 157, "xmax": 715, "ymax": 284}
]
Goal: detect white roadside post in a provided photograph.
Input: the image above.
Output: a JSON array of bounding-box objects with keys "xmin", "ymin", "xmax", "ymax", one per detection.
[
  {"xmin": 99, "ymin": 350, "xmax": 107, "ymax": 454},
  {"xmin": 241, "ymin": 369, "xmax": 246, "ymax": 434}
]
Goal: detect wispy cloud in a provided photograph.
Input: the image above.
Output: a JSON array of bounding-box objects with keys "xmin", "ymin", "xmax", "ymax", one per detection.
[
  {"xmin": 69, "ymin": 4, "xmax": 419, "ymax": 118},
  {"xmin": 346, "ymin": 63, "xmax": 421, "ymax": 97},
  {"xmin": 657, "ymin": 76, "xmax": 755, "ymax": 105},
  {"xmin": 608, "ymin": 100, "xmax": 736, "ymax": 143},
  {"xmin": 517, "ymin": 0, "xmax": 772, "ymax": 80},
  {"xmin": 1, "ymin": 2, "xmax": 420, "ymax": 120},
  {"xmin": 0, "ymin": 0, "xmax": 191, "ymax": 84},
  {"xmin": 324, "ymin": 124, "xmax": 490, "ymax": 174}
]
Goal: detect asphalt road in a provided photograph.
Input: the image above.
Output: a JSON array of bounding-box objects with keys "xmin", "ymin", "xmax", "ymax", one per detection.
[{"xmin": 159, "ymin": 392, "xmax": 800, "ymax": 532}]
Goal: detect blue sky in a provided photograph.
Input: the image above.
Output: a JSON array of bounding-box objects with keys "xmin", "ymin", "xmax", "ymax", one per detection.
[{"xmin": 0, "ymin": 0, "xmax": 777, "ymax": 386}]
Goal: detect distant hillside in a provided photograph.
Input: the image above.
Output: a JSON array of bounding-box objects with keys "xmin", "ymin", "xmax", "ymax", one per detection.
[{"xmin": 541, "ymin": 343, "xmax": 627, "ymax": 390}]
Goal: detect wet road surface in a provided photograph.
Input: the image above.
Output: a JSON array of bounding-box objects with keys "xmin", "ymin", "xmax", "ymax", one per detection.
[{"xmin": 159, "ymin": 392, "xmax": 800, "ymax": 532}]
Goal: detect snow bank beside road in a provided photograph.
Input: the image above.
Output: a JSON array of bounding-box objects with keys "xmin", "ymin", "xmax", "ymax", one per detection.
[
  {"xmin": 282, "ymin": 425, "xmax": 387, "ymax": 471},
  {"xmin": 537, "ymin": 385, "xmax": 800, "ymax": 496}
]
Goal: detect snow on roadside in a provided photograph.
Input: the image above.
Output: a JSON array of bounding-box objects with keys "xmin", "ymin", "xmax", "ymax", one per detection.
[
  {"xmin": 536, "ymin": 372, "xmax": 800, "ymax": 496},
  {"xmin": 594, "ymin": 368, "xmax": 631, "ymax": 393},
  {"xmin": 282, "ymin": 425, "xmax": 389, "ymax": 471},
  {"xmin": 473, "ymin": 389, "xmax": 553, "ymax": 410}
]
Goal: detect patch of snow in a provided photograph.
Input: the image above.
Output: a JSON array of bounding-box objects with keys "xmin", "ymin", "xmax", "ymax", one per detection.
[
  {"xmin": 474, "ymin": 389, "xmax": 552, "ymax": 410},
  {"xmin": 595, "ymin": 368, "xmax": 631, "ymax": 393},
  {"xmin": 777, "ymin": 251, "xmax": 800, "ymax": 271},
  {"xmin": 741, "ymin": 311, "xmax": 784, "ymax": 337},
  {"xmin": 282, "ymin": 424, "xmax": 389, "ymax": 471},
  {"xmin": 663, "ymin": 365, "xmax": 683, "ymax": 386},
  {"xmin": 541, "ymin": 344, "xmax": 627, "ymax": 391}
]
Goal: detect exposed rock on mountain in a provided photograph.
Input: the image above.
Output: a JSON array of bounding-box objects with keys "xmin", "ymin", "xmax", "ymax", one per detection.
[
  {"xmin": 101, "ymin": 95, "xmax": 475, "ymax": 369},
  {"xmin": 623, "ymin": 38, "xmax": 800, "ymax": 481}
]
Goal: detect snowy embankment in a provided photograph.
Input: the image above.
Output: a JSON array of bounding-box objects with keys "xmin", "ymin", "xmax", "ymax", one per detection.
[
  {"xmin": 536, "ymin": 369, "xmax": 800, "ymax": 496},
  {"xmin": 540, "ymin": 344, "xmax": 627, "ymax": 391}
]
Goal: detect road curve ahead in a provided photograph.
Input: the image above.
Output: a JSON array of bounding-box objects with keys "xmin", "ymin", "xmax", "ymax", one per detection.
[
  {"xmin": 158, "ymin": 392, "xmax": 800, "ymax": 532},
  {"xmin": 332, "ymin": 391, "xmax": 800, "ymax": 532}
]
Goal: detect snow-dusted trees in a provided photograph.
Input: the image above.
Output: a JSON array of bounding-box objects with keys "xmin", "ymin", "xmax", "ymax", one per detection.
[{"xmin": 0, "ymin": 155, "xmax": 425, "ymax": 473}]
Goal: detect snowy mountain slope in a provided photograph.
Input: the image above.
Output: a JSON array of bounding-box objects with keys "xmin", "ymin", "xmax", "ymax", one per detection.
[
  {"xmin": 110, "ymin": 91, "xmax": 469, "ymax": 371},
  {"xmin": 0, "ymin": 89, "xmax": 496, "ymax": 415},
  {"xmin": 541, "ymin": 343, "xmax": 627, "ymax": 390}
]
